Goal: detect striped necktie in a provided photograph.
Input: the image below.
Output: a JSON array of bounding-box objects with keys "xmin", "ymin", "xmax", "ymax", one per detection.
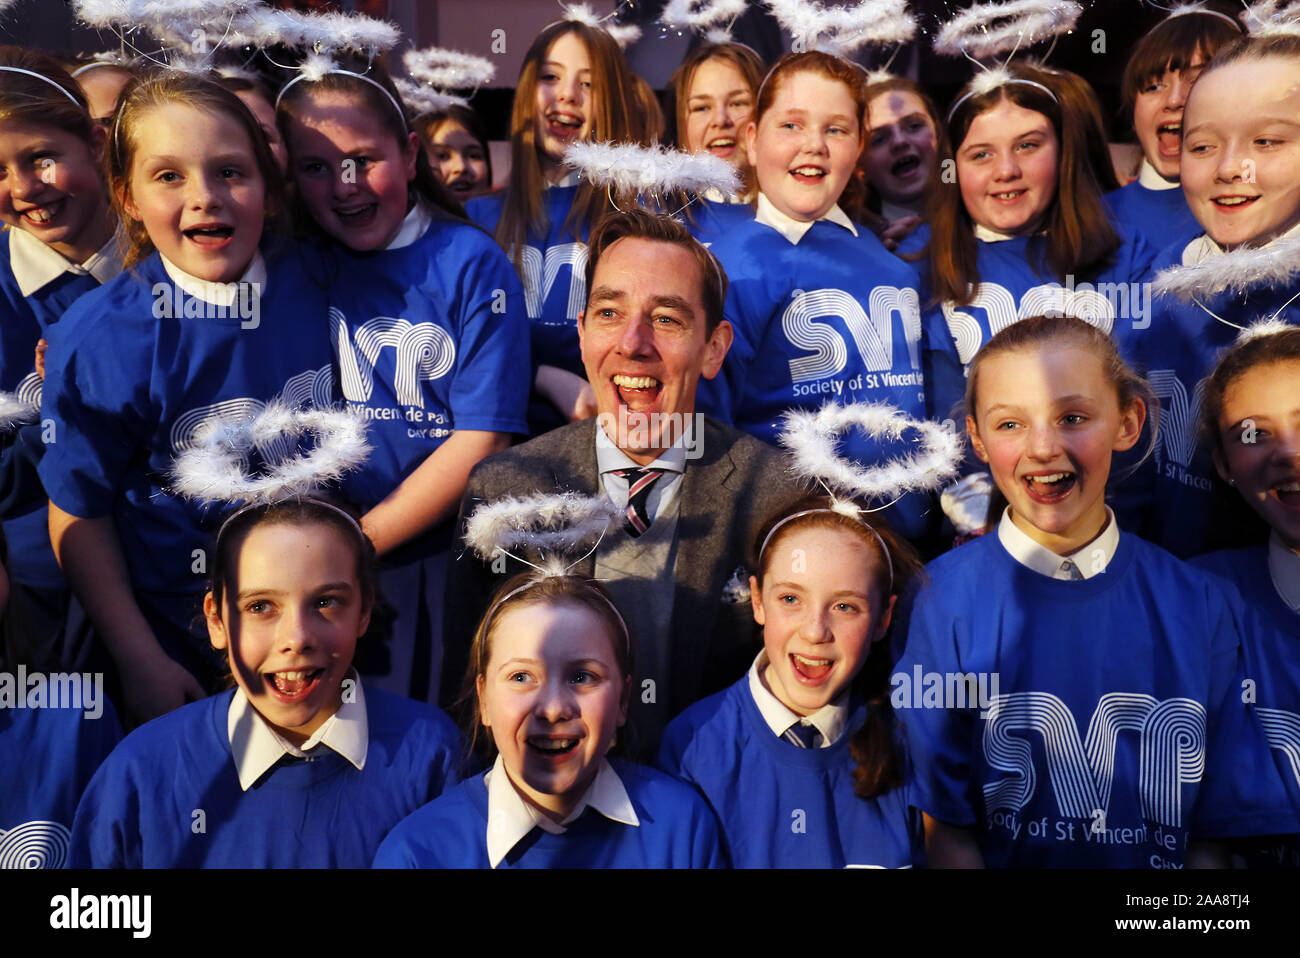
[
  {"xmin": 1059, "ymin": 559, "xmax": 1085, "ymax": 580},
  {"xmin": 613, "ymin": 468, "xmax": 665, "ymax": 538},
  {"xmin": 784, "ymin": 721, "xmax": 822, "ymax": 749}
]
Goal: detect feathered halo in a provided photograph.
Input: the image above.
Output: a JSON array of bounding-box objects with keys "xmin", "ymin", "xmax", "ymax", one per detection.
[
  {"xmin": 556, "ymin": 1, "xmax": 641, "ymax": 46},
  {"xmin": 1241, "ymin": 1, "xmax": 1300, "ymax": 35},
  {"xmin": 0, "ymin": 392, "xmax": 39, "ymax": 431},
  {"xmin": 765, "ymin": 0, "xmax": 917, "ymax": 58},
  {"xmin": 73, "ymin": 0, "xmax": 264, "ymax": 70},
  {"xmin": 399, "ymin": 47, "xmax": 494, "ymax": 116},
  {"xmin": 778, "ymin": 401, "xmax": 964, "ymax": 505},
  {"xmin": 564, "ymin": 140, "xmax": 742, "ymax": 210},
  {"xmin": 662, "ymin": 0, "xmax": 749, "ymax": 42},
  {"xmin": 170, "ymin": 402, "xmax": 371, "ymax": 507},
  {"xmin": 1236, "ymin": 317, "xmax": 1296, "ymax": 344},
  {"xmin": 464, "ymin": 492, "xmax": 625, "ymax": 577},
  {"xmin": 1152, "ymin": 237, "xmax": 1300, "ymax": 301},
  {"xmin": 402, "ymin": 47, "xmax": 495, "ymax": 92},
  {"xmin": 933, "ymin": 0, "xmax": 1082, "ymax": 62}
]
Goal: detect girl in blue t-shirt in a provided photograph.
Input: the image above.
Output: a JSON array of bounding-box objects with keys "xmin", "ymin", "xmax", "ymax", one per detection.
[
  {"xmin": 1192, "ymin": 327, "xmax": 1300, "ymax": 866},
  {"xmin": 465, "ymin": 18, "xmax": 638, "ymax": 428},
  {"xmin": 70, "ymin": 498, "xmax": 461, "ymax": 868},
  {"xmin": 1106, "ymin": 6, "xmax": 1241, "ymax": 252},
  {"xmin": 277, "ymin": 59, "xmax": 530, "ymax": 703},
  {"xmin": 659, "ymin": 494, "xmax": 925, "ymax": 868},
  {"xmin": 1117, "ymin": 34, "xmax": 1300, "ymax": 557},
  {"xmin": 375, "ymin": 572, "xmax": 724, "ymax": 868},
  {"xmin": 916, "ymin": 62, "xmax": 1155, "ymax": 374},
  {"xmin": 38, "ymin": 72, "xmax": 338, "ymax": 726},
  {"xmin": 897, "ymin": 314, "xmax": 1291, "ymax": 868},
  {"xmin": 0, "ymin": 48, "xmax": 121, "ymax": 673},
  {"xmin": 698, "ymin": 50, "xmax": 962, "ymax": 544},
  {"xmin": 668, "ymin": 41, "xmax": 764, "ymax": 244}
]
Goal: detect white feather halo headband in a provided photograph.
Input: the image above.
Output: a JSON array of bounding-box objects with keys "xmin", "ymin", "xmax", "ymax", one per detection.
[
  {"xmin": 0, "ymin": 391, "xmax": 39, "ymax": 431},
  {"xmin": 1152, "ymin": 237, "xmax": 1300, "ymax": 301},
  {"xmin": 465, "ymin": 493, "xmax": 625, "ymax": 570},
  {"xmin": 778, "ymin": 401, "xmax": 964, "ymax": 503},
  {"xmin": 402, "ymin": 47, "xmax": 495, "ymax": 92},
  {"xmin": 73, "ymin": 0, "xmax": 263, "ymax": 69},
  {"xmin": 1240, "ymin": 1, "xmax": 1300, "ymax": 36},
  {"xmin": 1235, "ymin": 317, "xmax": 1296, "ymax": 345},
  {"xmin": 765, "ymin": 0, "xmax": 917, "ymax": 57},
  {"xmin": 170, "ymin": 403, "xmax": 371, "ymax": 507},
  {"xmin": 564, "ymin": 140, "xmax": 742, "ymax": 202},
  {"xmin": 933, "ymin": 0, "xmax": 1081, "ymax": 61},
  {"xmin": 662, "ymin": 0, "xmax": 749, "ymax": 41},
  {"xmin": 394, "ymin": 78, "xmax": 467, "ymax": 115}
]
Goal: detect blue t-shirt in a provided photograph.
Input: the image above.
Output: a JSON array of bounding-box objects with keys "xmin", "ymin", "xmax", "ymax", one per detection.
[
  {"xmin": 0, "ymin": 231, "xmax": 107, "ymax": 588},
  {"xmin": 906, "ymin": 225, "xmax": 1157, "ymax": 370},
  {"xmin": 466, "ymin": 185, "xmax": 588, "ymax": 377},
  {"xmin": 697, "ymin": 214, "xmax": 963, "ymax": 541},
  {"xmin": 0, "ymin": 696, "xmax": 121, "ymax": 869},
  {"xmin": 1193, "ymin": 546, "xmax": 1300, "ymax": 866},
  {"xmin": 1105, "ymin": 180, "xmax": 1202, "ymax": 256},
  {"xmin": 327, "ymin": 218, "xmax": 530, "ymax": 508},
  {"xmin": 895, "ymin": 530, "xmax": 1293, "ymax": 868},
  {"xmin": 658, "ymin": 675, "xmax": 923, "ymax": 868},
  {"xmin": 69, "ymin": 686, "xmax": 461, "ymax": 867},
  {"xmin": 38, "ymin": 246, "xmax": 338, "ymax": 597},
  {"xmin": 685, "ymin": 197, "xmax": 756, "ymax": 246},
  {"xmin": 373, "ymin": 758, "xmax": 725, "ymax": 868},
  {"xmin": 1115, "ymin": 239, "xmax": 1297, "ymax": 557}
]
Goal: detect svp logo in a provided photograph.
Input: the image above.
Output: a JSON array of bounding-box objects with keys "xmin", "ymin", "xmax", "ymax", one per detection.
[
  {"xmin": 331, "ymin": 309, "xmax": 456, "ymax": 409},
  {"xmin": 169, "ymin": 366, "xmax": 334, "ymax": 459}
]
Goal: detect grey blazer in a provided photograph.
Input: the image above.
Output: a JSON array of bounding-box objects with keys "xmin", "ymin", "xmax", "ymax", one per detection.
[{"xmin": 440, "ymin": 416, "xmax": 807, "ymax": 721}]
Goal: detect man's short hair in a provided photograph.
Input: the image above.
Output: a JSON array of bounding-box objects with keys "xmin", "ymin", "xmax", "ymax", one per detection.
[{"xmin": 583, "ymin": 209, "xmax": 729, "ymax": 335}]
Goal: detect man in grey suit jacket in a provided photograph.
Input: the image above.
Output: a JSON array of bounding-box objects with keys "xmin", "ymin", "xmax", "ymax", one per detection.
[{"xmin": 442, "ymin": 211, "xmax": 805, "ymax": 754}]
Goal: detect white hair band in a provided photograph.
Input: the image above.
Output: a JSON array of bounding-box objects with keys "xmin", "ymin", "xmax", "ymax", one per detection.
[
  {"xmin": 0, "ymin": 66, "xmax": 84, "ymax": 107},
  {"xmin": 275, "ymin": 68, "xmax": 408, "ymax": 130},
  {"xmin": 758, "ymin": 507, "xmax": 895, "ymax": 594},
  {"xmin": 947, "ymin": 76, "xmax": 1057, "ymax": 123}
]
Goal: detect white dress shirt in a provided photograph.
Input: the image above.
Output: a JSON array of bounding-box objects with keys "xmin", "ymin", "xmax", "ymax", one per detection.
[
  {"xmin": 997, "ymin": 506, "xmax": 1120, "ymax": 580},
  {"xmin": 483, "ymin": 753, "xmax": 639, "ymax": 868},
  {"xmin": 227, "ymin": 670, "xmax": 369, "ymax": 791},
  {"xmin": 1269, "ymin": 532, "xmax": 1300, "ymax": 614},
  {"xmin": 754, "ymin": 192, "xmax": 858, "ymax": 245},
  {"xmin": 1137, "ymin": 158, "xmax": 1180, "ymax": 191},
  {"xmin": 8, "ymin": 226, "xmax": 121, "ymax": 297},
  {"xmin": 747, "ymin": 650, "xmax": 851, "ymax": 747},
  {"xmin": 160, "ymin": 250, "xmax": 267, "ymax": 306},
  {"xmin": 384, "ymin": 202, "xmax": 434, "ymax": 250},
  {"xmin": 595, "ymin": 420, "xmax": 690, "ymax": 526}
]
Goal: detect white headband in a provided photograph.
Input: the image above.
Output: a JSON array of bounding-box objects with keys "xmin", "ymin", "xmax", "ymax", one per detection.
[
  {"xmin": 1163, "ymin": 4, "xmax": 1242, "ymax": 29},
  {"xmin": 758, "ymin": 507, "xmax": 895, "ymax": 594},
  {"xmin": 0, "ymin": 66, "xmax": 83, "ymax": 107},
  {"xmin": 274, "ymin": 68, "xmax": 408, "ymax": 130},
  {"xmin": 947, "ymin": 76, "xmax": 1057, "ymax": 123}
]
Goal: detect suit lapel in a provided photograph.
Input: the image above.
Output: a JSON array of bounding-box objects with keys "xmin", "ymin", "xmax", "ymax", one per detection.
[{"xmin": 557, "ymin": 420, "xmax": 603, "ymax": 578}]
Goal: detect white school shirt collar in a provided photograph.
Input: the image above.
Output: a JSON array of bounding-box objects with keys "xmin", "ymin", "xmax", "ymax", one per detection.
[
  {"xmin": 1182, "ymin": 217, "xmax": 1300, "ymax": 266},
  {"xmin": 746, "ymin": 650, "xmax": 851, "ymax": 748},
  {"xmin": 1137, "ymin": 158, "xmax": 1180, "ymax": 191},
  {"xmin": 754, "ymin": 192, "xmax": 858, "ymax": 245},
  {"xmin": 384, "ymin": 202, "xmax": 434, "ymax": 251},
  {"xmin": 8, "ymin": 226, "xmax": 122, "ymax": 297},
  {"xmin": 595, "ymin": 418, "xmax": 690, "ymax": 477},
  {"xmin": 973, "ymin": 222, "xmax": 1018, "ymax": 243},
  {"xmin": 483, "ymin": 753, "xmax": 639, "ymax": 868},
  {"xmin": 160, "ymin": 251, "xmax": 267, "ymax": 307},
  {"xmin": 227, "ymin": 669, "xmax": 368, "ymax": 791},
  {"xmin": 548, "ymin": 169, "xmax": 580, "ymax": 189},
  {"xmin": 997, "ymin": 506, "xmax": 1120, "ymax": 580},
  {"xmin": 1268, "ymin": 532, "xmax": 1300, "ymax": 614}
]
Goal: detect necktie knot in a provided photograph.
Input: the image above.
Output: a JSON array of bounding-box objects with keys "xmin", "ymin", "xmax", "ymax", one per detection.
[
  {"xmin": 1059, "ymin": 558, "xmax": 1084, "ymax": 581},
  {"xmin": 613, "ymin": 468, "xmax": 665, "ymax": 538},
  {"xmin": 784, "ymin": 721, "xmax": 822, "ymax": 749}
]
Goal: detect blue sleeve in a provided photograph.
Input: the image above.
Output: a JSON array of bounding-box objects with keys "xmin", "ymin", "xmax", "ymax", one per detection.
[
  {"xmin": 68, "ymin": 750, "xmax": 138, "ymax": 869},
  {"xmin": 372, "ymin": 822, "xmax": 420, "ymax": 868},
  {"xmin": 447, "ymin": 240, "xmax": 531, "ymax": 434},
  {"xmin": 1193, "ymin": 592, "xmax": 1300, "ymax": 839},
  {"xmin": 893, "ymin": 583, "xmax": 981, "ymax": 827},
  {"xmin": 38, "ymin": 304, "xmax": 155, "ymax": 518}
]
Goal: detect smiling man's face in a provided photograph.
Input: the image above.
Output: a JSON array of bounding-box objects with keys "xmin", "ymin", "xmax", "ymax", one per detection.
[{"xmin": 578, "ymin": 236, "xmax": 732, "ymax": 464}]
